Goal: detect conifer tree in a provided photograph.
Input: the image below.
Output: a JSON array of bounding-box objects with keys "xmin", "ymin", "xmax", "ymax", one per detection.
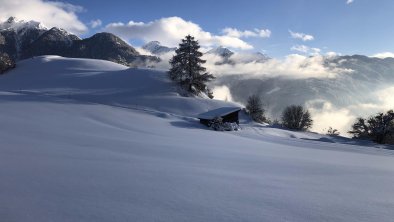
[{"xmin": 168, "ymin": 35, "xmax": 214, "ymax": 95}]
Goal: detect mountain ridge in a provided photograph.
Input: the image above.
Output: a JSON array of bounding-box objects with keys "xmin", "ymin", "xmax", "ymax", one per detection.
[{"xmin": 0, "ymin": 17, "xmax": 159, "ymax": 67}]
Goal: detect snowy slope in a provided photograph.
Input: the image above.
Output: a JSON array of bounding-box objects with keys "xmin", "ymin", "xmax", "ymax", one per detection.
[
  {"xmin": 0, "ymin": 56, "xmax": 238, "ymax": 116},
  {"xmin": 1, "ymin": 56, "xmax": 394, "ymax": 222}
]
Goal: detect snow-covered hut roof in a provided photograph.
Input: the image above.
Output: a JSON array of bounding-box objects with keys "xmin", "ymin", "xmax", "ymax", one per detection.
[{"xmin": 197, "ymin": 107, "xmax": 241, "ymax": 120}]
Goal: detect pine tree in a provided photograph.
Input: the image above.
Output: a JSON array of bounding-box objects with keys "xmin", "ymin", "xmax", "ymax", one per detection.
[{"xmin": 168, "ymin": 35, "xmax": 214, "ymax": 95}]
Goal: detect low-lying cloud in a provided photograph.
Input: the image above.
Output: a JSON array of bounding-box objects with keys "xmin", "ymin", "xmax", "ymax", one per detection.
[
  {"xmin": 371, "ymin": 52, "xmax": 394, "ymax": 59},
  {"xmin": 147, "ymin": 49, "xmax": 394, "ymax": 137},
  {"xmin": 151, "ymin": 51, "xmax": 351, "ymax": 79},
  {"xmin": 207, "ymin": 54, "xmax": 350, "ymax": 79},
  {"xmin": 212, "ymin": 85, "xmax": 234, "ymax": 102},
  {"xmin": 307, "ymin": 86, "xmax": 394, "ymax": 136},
  {"xmin": 306, "ymin": 100, "xmax": 356, "ymax": 136}
]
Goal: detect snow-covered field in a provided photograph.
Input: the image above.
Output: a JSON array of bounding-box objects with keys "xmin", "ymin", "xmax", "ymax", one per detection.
[{"xmin": 1, "ymin": 56, "xmax": 394, "ymax": 222}]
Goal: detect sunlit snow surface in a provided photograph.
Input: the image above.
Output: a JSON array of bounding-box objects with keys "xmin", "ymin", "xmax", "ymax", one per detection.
[{"xmin": 0, "ymin": 56, "xmax": 393, "ymax": 222}]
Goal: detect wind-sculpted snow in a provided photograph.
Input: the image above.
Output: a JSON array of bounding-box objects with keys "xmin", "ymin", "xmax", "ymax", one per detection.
[{"xmin": 1, "ymin": 56, "xmax": 394, "ymax": 222}]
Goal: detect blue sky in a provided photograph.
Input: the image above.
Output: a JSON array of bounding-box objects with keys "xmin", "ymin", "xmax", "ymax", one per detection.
[{"xmin": 2, "ymin": 0, "xmax": 394, "ymax": 58}]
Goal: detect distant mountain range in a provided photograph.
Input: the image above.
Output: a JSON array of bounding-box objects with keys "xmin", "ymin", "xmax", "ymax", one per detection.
[
  {"xmin": 0, "ymin": 17, "xmax": 159, "ymax": 67},
  {"xmin": 142, "ymin": 41, "xmax": 271, "ymax": 65},
  {"xmin": 142, "ymin": 41, "xmax": 176, "ymax": 55}
]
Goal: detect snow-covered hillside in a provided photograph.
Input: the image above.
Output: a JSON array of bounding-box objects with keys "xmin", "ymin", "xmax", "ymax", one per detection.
[
  {"xmin": 0, "ymin": 56, "xmax": 236, "ymax": 116},
  {"xmin": 1, "ymin": 56, "xmax": 394, "ymax": 222}
]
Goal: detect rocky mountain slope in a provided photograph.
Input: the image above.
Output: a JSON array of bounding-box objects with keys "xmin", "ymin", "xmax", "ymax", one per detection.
[{"xmin": 0, "ymin": 17, "xmax": 158, "ymax": 67}]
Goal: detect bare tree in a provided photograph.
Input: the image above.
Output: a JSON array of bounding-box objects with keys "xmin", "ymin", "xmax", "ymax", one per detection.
[
  {"xmin": 246, "ymin": 94, "xmax": 268, "ymax": 123},
  {"xmin": 349, "ymin": 110, "xmax": 394, "ymax": 144},
  {"xmin": 281, "ymin": 105, "xmax": 313, "ymax": 131}
]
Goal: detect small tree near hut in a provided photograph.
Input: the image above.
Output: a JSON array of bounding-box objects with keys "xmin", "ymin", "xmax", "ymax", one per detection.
[{"xmin": 246, "ymin": 94, "xmax": 268, "ymax": 123}]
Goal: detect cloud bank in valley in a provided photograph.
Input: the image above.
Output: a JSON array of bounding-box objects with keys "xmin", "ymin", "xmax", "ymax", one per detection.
[
  {"xmin": 146, "ymin": 50, "xmax": 352, "ymax": 79},
  {"xmin": 307, "ymin": 85, "xmax": 394, "ymax": 136}
]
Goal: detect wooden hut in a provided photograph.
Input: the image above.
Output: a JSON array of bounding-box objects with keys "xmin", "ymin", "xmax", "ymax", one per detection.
[{"xmin": 197, "ymin": 107, "xmax": 241, "ymax": 126}]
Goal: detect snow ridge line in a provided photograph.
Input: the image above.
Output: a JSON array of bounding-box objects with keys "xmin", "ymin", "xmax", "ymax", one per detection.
[{"xmin": 4, "ymin": 89, "xmax": 197, "ymax": 121}]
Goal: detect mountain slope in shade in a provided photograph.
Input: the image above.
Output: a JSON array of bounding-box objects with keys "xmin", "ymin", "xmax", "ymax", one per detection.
[
  {"xmin": 0, "ymin": 17, "xmax": 47, "ymax": 59},
  {"xmin": 67, "ymin": 32, "xmax": 159, "ymax": 67},
  {"xmin": 21, "ymin": 27, "xmax": 79, "ymax": 59},
  {"xmin": 0, "ymin": 17, "xmax": 158, "ymax": 67}
]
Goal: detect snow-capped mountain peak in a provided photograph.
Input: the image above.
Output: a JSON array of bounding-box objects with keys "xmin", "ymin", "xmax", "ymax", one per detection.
[
  {"xmin": 206, "ymin": 46, "xmax": 234, "ymax": 58},
  {"xmin": 143, "ymin": 41, "xmax": 161, "ymax": 49},
  {"xmin": 0, "ymin": 16, "xmax": 47, "ymax": 33},
  {"xmin": 142, "ymin": 41, "xmax": 176, "ymax": 55}
]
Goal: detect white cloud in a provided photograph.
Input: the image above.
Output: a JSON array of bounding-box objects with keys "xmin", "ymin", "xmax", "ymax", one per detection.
[
  {"xmin": 205, "ymin": 54, "xmax": 350, "ymax": 79},
  {"xmin": 105, "ymin": 17, "xmax": 253, "ymax": 50},
  {"xmin": 373, "ymin": 86, "xmax": 394, "ymax": 110},
  {"xmin": 289, "ymin": 30, "xmax": 314, "ymax": 41},
  {"xmin": 212, "ymin": 85, "xmax": 233, "ymax": 102},
  {"xmin": 291, "ymin": 45, "xmax": 309, "ymax": 53},
  {"xmin": 346, "ymin": 0, "xmax": 354, "ymax": 4},
  {"xmin": 257, "ymin": 29, "xmax": 272, "ymax": 38},
  {"xmin": 155, "ymin": 50, "xmax": 351, "ymax": 79},
  {"xmin": 0, "ymin": 0, "xmax": 87, "ymax": 34},
  {"xmin": 306, "ymin": 100, "xmax": 356, "ymax": 136},
  {"xmin": 89, "ymin": 19, "xmax": 102, "ymax": 29},
  {"xmin": 291, "ymin": 45, "xmax": 321, "ymax": 55},
  {"xmin": 371, "ymin": 52, "xmax": 394, "ymax": 59},
  {"xmin": 222, "ymin": 27, "xmax": 271, "ymax": 38},
  {"xmin": 326, "ymin": 51, "xmax": 340, "ymax": 57},
  {"xmin": 307, "ymin": 86, "xmax": 394, "ymax": 136}
]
